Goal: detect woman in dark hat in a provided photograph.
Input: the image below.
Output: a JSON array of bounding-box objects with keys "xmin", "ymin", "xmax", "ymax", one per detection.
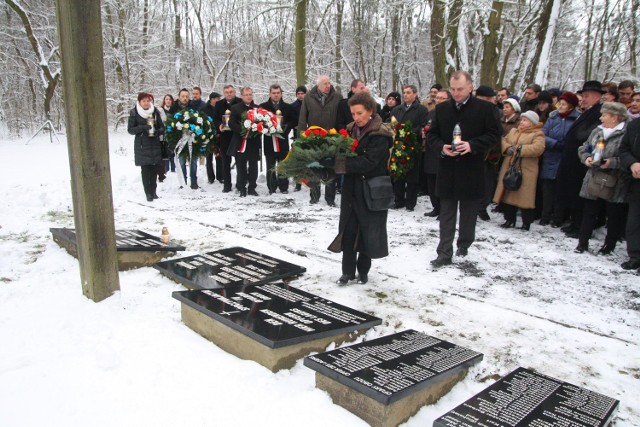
[
  {"xmin": 575, "ymin": 101, "xmax": 629, "ymax": 254},
  {"xmin": 534, "ymin": 91, "xmax": 556, "ymax": 124},
  {"xmin": 381, "ymin": 91, "xmax": 401, "ymax": 122}
]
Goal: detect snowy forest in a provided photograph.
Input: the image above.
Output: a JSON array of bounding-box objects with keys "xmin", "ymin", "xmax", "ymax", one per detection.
[{"xmin": 1, "ymin": 0, "xmax": 638, "ymax": 136}]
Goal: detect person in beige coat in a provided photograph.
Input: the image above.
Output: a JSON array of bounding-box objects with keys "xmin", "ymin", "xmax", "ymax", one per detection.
[{"xmin": 493, "ymin": 111, "xmax": 546, "ymax": 230}]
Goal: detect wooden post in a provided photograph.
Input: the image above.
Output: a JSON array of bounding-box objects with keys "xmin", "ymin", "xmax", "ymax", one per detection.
[{"xmin": 54, "ymin": 0, "xmax": 120, "ymax": 302}]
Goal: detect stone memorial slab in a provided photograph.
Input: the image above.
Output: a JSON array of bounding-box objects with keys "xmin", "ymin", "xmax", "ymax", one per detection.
[
  {"xmin": 173, "ymin": 282, "xmax": 381, "ymax": 371},
  {"xmin": 155, "ymin": 247, "xmax": 306, "ymax": 290},
  {"xmin": 433, "ymin": 367, "xmax": 619, "ymax": 427},
  {"xmin": 50, "ymin": 227, "xmax": 185, "ymax": 270},
  {"xmin": 304, "ymin": 330, "xmax": 483, "ymax": 427}
]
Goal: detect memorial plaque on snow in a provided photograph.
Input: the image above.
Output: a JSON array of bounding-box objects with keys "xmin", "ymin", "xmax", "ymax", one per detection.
[
  {"xmin": 304, "ymin": 330, "xmax": 483, "ymax": 427},
  {"xmin": 50, "ymin": 227, "xmax": 185, "ymax": 270},
  {"xmin": 433, "ymin": 367, "xmax": 619, "ymax": 427},
  {"xmin": 173, "ymin": 282, "xmax": 380, "ymax": 371},
  {"xmin": 155, "ymin": 247, "xmax": 306, "ymax": 290}
]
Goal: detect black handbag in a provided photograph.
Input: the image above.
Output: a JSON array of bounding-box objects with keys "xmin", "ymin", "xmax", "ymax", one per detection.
[
  {"xmin": 362, "ymin": 175, "xmax": 395, "ymax": 211},
  {"xmin": 503, "ymin": 145, "xmax": 523, "ymax": 191}
]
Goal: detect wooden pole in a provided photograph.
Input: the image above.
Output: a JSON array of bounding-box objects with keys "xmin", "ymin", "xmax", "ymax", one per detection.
[{"xmin": 55, "ymin": 0, "xmax": 120, "ymax": 302}]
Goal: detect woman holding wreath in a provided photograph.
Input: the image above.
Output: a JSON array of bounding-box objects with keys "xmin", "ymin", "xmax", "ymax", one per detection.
[
  {"xmin": 128, "ymin": 92, "xmax": 165, "ymax": 201},
  {"xmin": 328, "ymin": 92, "xmax": 393, "ymax": 284}
]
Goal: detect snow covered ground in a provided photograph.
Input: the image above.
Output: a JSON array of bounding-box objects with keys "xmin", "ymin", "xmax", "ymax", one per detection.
[{"xmin": 0, "ymin": 133, "xmax": 638, "ymax": 426}]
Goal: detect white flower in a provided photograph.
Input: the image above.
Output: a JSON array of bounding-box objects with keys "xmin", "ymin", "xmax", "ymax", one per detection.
[
  {"xmin": 197, "ymin": 117, "xmax": 203, "ymax": 124},
  {"xmin": 256, "ymin": 113, "xmax": 264, "ymax": 120},
  {"xmin": 176, "ymin": 123, "xmax": 183, "ymax": 130},
  {"xmin": 244, "ymin": 120, "xmax": 251, "ymax": 128},
  {"xmin": 262, "ymin": 128, "xmax": 269, "ymax": 134},
  {"xmin": 268, "ymin": 128, "xmax": 276, "ymax": 134},
  {"xmin": 276, "ymin": 126, "xmax": 282, "ymax": 133},
  {"xmin": 251, "ymin": 124, "xmax": 257, "ymax": 131},
  {"xmin": 184, "ymin": 113, "xmax": 190, "ymax": 120}
]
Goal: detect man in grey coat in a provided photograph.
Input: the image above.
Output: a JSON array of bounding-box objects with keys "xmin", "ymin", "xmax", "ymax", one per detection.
[{"xmin": 298, "ymin": 75, "xmax": 342, "ymax": 205}]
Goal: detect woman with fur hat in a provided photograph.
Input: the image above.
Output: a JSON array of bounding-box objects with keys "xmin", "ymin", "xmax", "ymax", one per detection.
[
  {"xmin": 381, "ymin": 91, "xmax": 401, "ymax": 123},
  {"xmin": 501, "ymin": 98, "xmax": 521, "ymax": 136},
  {"xmin": 493, "ymin": 110, "xmax": 546, "ymax": 230},
  {"xmin": 539, "ymin": 92, "xmax": 581, "ymax": 226},
  {"xmin": 575, "ymin": 102, "xmax": 630, "ymax": 254},
  {"xmin": 128, "ymin": 92, "xmax": 166, "ymax": 202}
]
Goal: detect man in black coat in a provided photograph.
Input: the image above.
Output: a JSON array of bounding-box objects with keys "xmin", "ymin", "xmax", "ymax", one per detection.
[
  {"xmin": 214, "ymin": 85, "xmax": 242, "ymax": 192},
  {"xmin": 390, "ymin": 85, "xmax": 429, "ymax": 211},
  {"xmin": 228, "ymin": 87, "xmax": 261, "ymax": 197},
  {"xmin": 260, "ymin": 84, "xmax": 294, "ymax": 194},
  {"xmin": 519, "ymin": 83, "xmax": 541, "ymax": 113},
  {"xmin": 203, "ymin": 92, "xmax": 222, "ymax": 184},
  {"xmin": 290, "ymin": 86, "xmax": 307, "ymax": 192},
  {"xmin": 554, "ymin": 81, "xmax": 604, "ymax": 236},
  {"xmin": 427, "ymin": 71, "xmax": 501, "ymax": 266},
  {"xmin": 619, "ymin": 117, "xmax": 640, "ymax": 271}
]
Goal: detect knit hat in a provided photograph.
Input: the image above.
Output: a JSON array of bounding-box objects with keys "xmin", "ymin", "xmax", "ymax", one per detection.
[
  {"xmin": 503, "ymin": 98, "xmax": 521, "ymax": 113},
  {"xmin": 538, "ymin": 91, "xmax": 553, "ymax": 104},
  {"xmin": 559, "ymin": 91, "xmax": 579, "ymax": 107},
  {"xmin": 476, "ymin": 85, "xmax": 497, "ymax": 97},
  {"xmin": 600, "ymin": 101, "xmax": 629, "ymax": 121},
  {"xmin": 209, "ymin": 92, "xmax": 221, "ymax": 100},
  {"xmin": 520, "ymin": 110, "xmax": 540, "ymax": 126}
]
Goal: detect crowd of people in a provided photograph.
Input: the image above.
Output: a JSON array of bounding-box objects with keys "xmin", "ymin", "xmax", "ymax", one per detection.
[{"xmin": 127, "ymin": 73, "xmax": 640, "ymax": 282}]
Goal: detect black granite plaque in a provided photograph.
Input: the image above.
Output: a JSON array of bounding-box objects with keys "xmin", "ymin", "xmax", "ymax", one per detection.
[
  {"xmin": 433, "ymin": 367, "xmax": 620, "ymax": 427},
  {"xmin": 50, "ymin": 227, "xmax": 186, "ymax": 252},
  {"xmin": 172, "ymin": 282, "xmax": 381, "ymax": 348},
  {"xmin": 155, "ymin": 247, "xmax": 306, "ymax": 289},
  {"xmin": 303, "ymin": 330, "xmax": 483, "ymax": 405}
]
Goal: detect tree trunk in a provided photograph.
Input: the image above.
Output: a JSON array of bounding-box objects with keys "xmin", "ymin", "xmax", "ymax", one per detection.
[
  {"xmin": 480, "ymin": 0, "xmax": 504, "ymax": 86},
  {"xmin": 430, "ymin": 0, "xmax": 448, "ymax": 85},
  {"xmin": 295, "ymin": 0, "xmax": 308, "ymax": 85},
  {"xmin": 334, "ymin": 1, "xmax": 343, "ymax": 86}
]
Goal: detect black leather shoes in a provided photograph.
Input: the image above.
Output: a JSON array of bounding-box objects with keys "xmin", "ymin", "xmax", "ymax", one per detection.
[
  {"xmin": 598, "ymin": 243, "xmax": 615, "ymax": 255},
  {"xmin": 424, "ymin": 210, "xmax": 440, "ymax": 217},
  {"xmin": 430, "ymin": 257, "xmax": 452, "ymax": 267},
  {"xmin": 621, "ymin": 259, "xmax": 640, "ymax": 270},
  {"xmin": 152, "ymin": 192, "xmax": 159, "ymax": 199},
  {"xmin": 239, "ymin": 189, "xmax": 247, "ymax": 197},
  {"xmin": 146, "ymin": 194, "xmax": 153, "ymax": 202},
  {"xmin": 500, "ymin": 221, "xmax": 515, "ymax": 228},
  {"xmin": 455, "ymin": 247, "xmax": 468, "ymax": 257},
  {"xmin": 356, "ymin": 274, "xmax": 368, "ymax": 284},
  {"xmin": 478, "ymin": 210, "xmax": 490, "ymax": 221},
  {"xmin": 336, "ymin": 274, "xmax": 356, "ymax": 284},
  {"xmin": 248, "ymin": 189, "xmax": 258, "ymax": 196},
  {"xmin": 520, "ymin": 223, "xmax": 530, "ymax": 231},
  {"xmin": 574, "ymin": 243, "xmax": 588, "ymax": 253},
  {"xmin": 539, "ymin": 219, "xmax": 550, "ymax": 226}
]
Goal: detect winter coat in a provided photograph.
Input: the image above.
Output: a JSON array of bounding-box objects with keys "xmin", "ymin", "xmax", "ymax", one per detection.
[
  {"xmin": 427, "ymin": 96, "xmax": 501, "ymax": 200},
  {"xmin": 214, "ymin": 97, "xmax": 242, "ymax": 152},
  {"xmin": 555, "ymin": 103, "xmax": 603, "ymax": 209},
  {"xmin": 259, "ymin": 99, "xmax": 294, "ymax": 155},
  {"xmin": 330, "ymin": 115, "xmax": 392, "ymax": 259},
  {"xmin": 494, "ymin": 125, "xmax": 545, "ymax": 209},
  {"xmin": 541, "ymin": 109, "xmax": 580, "ymax": 180},
  {"xmin": 127, "ymin": 107, "xmax": 165, "ymax": 167},
  {"xmin": 501, "ymin": 113, "xmax": 520, "ymax": 137},
  {"xmin": 336, "ymin": 92, "xmax": 383, "ymax": 130},
  {"xmin": 577, "ymin": 124, "xmax": 630, "ymax": 203},
  {"xmin": 298, "ymin": 85, "xmax": 341, "ymax": 131},
  {"xmin": 228, "ymin": 102, "xmax": 261, "ymax": 161},
  {"xmin": 390, "ymin": 101, "xmax": 429, "ymax": 182},
  {"xmin": 423, "ymin": 109, "xmax": 439, "ymax": 174},
  {"xmin": 620, "ymin": 118, "xmax": 640, "ymax": 201}
]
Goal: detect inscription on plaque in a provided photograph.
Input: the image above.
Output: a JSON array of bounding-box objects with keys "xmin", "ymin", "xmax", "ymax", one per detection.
[
  {"xmin": 304, "ymin": 330, "xmax": 483, "ymax": 405},
  {"xmin": 50, "ymin": 228, "xmax": 186, "ymax": 252},
  {"xmin": 155, "ymin": 247, "xmax": 306, "ymax": 290},
  {"xmin": 433, "ymin": 367, "xmax": 620, "ymax": 427},
  {"xmin": 172, "ymin": 282, "xmax": 381, "ymax": 348}
]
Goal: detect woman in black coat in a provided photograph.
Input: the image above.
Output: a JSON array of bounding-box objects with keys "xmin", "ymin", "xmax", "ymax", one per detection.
[
  {"xmin": 128, "ymin": 92, "xmax": 165, "ymax": 201},
  {"xmin": 329, "ymin": 92, "xmax": 393, "ymax": 284}
]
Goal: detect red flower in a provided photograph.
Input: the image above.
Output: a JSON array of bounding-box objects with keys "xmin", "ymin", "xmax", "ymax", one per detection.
[
  {"xmin": 304, "ymin": 129, "xmax": 311, "ymax": 137},
  {"xmin": 256, "ymin": 122, "xmax": 264, "ymax": 133},
  {"xmin": 399, "ymin": 158, "xmax": 407, "ymax": 164},
  {"xmin": 247, "ymin": 109, "xmax": 255, "ymax": 121},
  {"xmin": 319, "ymin": 129, "xmax": 327, "ymax": 137},
  {"xmin": 314, "ymin": 129, "xmax": 322, "ymax": 136},
  {"xmin": 396, "ymin": 123, "xmax": 402, "ymax": 130},
  {"xmin": 339, "ymin": 129, "xmax": 349, "ymax": 137},
  {"xmin": 351, "ymin": 139, "xmax": 359, "ymax": 152}
]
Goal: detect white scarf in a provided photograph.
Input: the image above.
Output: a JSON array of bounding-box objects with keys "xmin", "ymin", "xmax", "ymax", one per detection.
[
  {"xmin": 599, "ymin": 122, "xmax": 625, "ymax": 140},
  {"xmin": 136, "ymin": 103, "xmax": 155, "ymax": 119}
]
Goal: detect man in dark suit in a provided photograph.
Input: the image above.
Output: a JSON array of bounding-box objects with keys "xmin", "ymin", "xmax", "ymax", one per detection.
[
  {"xmin": 214, "ymin": 85, "xmax": 242, "ymax": 192},
  {"xmin": 260, "ymin": 84, "xmax": 294, "ymax": 194},
  {"xmin": 228, "ymin": 87, "xmax": 261, "ymax": 197},
  {"xmin": 203, "ymin": 92, "xmax": 222, "ymax": 184},
  {"xmin": 427, "ymin": 70, "xmax": 501, "ymax": 266}
]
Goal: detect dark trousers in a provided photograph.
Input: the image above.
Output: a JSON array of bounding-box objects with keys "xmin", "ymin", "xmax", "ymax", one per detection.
[
  {"xmin": 140, "ymin": 165, "xmax": 157, "ymax": 196},
  {"xmin": 341, "ymin": 212, "xmax": 372, "ymax": 276},
  {"xmin": 426, "ymin": 173, "xmax": 440, "ymax": 213},
  {"xmin": 481, "ymin": 163, "xmax": 498, "ymax": 210},
  {"xmin": 164, "ymin": 155, "xmax": 175, "ymax": 172},
  {"xmin": 503, "ymin": 203, "xmax": 536, "ymax": 225},
  {"xmin": 310, "ymin": 181, "xmax": 336, "ymax": 203},
  {"xmin": 156, "ymin": 160, "xmax": 166, "ymax": 181},
  {"xmin": 627, "ymin": 199, "xmax": 640, "ymax": 260},
  {"xmin": 265, "ymin": 153, "xmax": 289, "ymax": 193},
  {"xmin": 235, "ymin": 156, "xmax": 258, "ymax": 191},
  {"xmin": 541, "ymin": 179, "xmax": 561, "ymax": 221},
  {"xmin": 579, "ymin": 198, "xmax": 627, "ymax": 247},
  {"xmin": 205, "ymin": 153, "xmax": 222, "ymax": 183},
  {"xmin": 437, "ymin": 198, "xmax": 480, "ymax": 259},
  {"xmin": 221, "ymin": 152, "xmax": 233, "ymax": 190},
  {"xmin": 393, "ymin": 180, "xmax": 418, "ymax": 209}
]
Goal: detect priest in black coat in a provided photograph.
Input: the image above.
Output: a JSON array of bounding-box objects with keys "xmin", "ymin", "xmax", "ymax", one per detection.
[
  {"xmin": 427, "ymin": 71, "xmax": 500, "ymax": 266},
  {"xmin": 214, "ymin": 85, "xmax": 242, "ymax": 192},
  {"xmin": 228, "ymin": 87, "xmax": 261, "ymax": 197}
]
